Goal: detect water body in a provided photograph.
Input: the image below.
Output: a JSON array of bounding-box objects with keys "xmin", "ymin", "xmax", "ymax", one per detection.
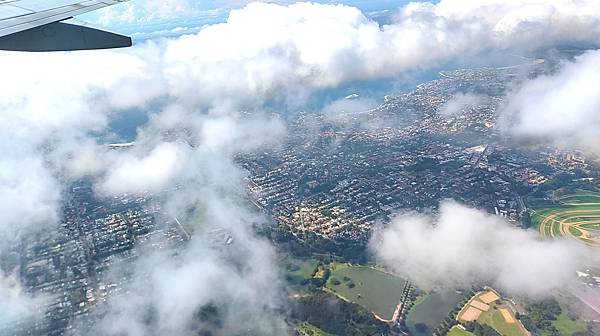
[
  {"xmin": 106, "ymin": 108, "xmax": 149, "ymax": 142},
  {"xmin": 406, "ymin": 290, "xmax": 464, "ymax": 336}
]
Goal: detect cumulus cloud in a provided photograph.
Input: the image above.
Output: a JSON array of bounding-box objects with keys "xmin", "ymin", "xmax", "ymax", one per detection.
[
  {"xmin": 0, "ymin": 49, "xmax": 151, "ymax": 239},
  {"xmin": 0, "ymin": 272, "xmax": 46, "ymax": 328},
  {"xmin": 371, "ymin": 201, "xmax": 594, "ymax": 296},
  {"xmin": 500, "ymin": 50, "xmax": 600, "ymax": 152},
  {"xmin": 407, "ymin": 0, "xmax": 600, "ymax": 50},
  {"xmin": 323, "ymin": 96, "xmax": 377, "ymax": 115},
  {"xmin": 3, "ymin": 0, "xmax": 600, "ymax": 333},
  {"xmin": 91, "ymin": 0, "xmax": 202, "ymax": 25},
  {"xmin": 439, "ymin": 92, "xmax": 487, "ymax": 117},
  {"xmin": 79, "ymin": 206, "xmax": 288, "ymax": 336},
  {"xmin": 73, "ymin": 112, "xmax": 287, "ymax": 336},
  {"xmin": 99, "ymin": 143, "xmax": 185, "ymax": 194},
  {"xmin": 89, "ymin": 0, "xmax": 312, "ymax": 26},
  {"xmin": 0, "ymin": 152, "xmax": 60, "ymax": 240},
  {"xmin": 56, "ymin": 0, "xmax": 600, "ymax": 116},
  {"xmin": 148, "ymin": 0, "xmax": 600, "ymax": 99},
  {"xmin": 321, "ymin": 95, "xmax": 378, "ymax": 126}
]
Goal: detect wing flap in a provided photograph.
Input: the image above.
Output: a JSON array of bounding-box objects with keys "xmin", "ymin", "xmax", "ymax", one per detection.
[
  {"xmin": 12, "ymin": 0, "xmax": 99, "ymax": 12},
  {"xmin": 0, "ymin": 0, "xmax": 124, "ymax": 38},
  {"xmin": 0, "ymin": 4, "xmax": 33, "ymax": 21}
]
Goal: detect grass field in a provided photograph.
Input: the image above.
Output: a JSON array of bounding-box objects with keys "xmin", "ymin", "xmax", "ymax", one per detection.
[
  {"xmin": 297, "ymin": 259, "xmax": 320, "ymax": 278},
  {"xmin": 551, "ymin": 310, "xmax": 587, "ymax": 336},
  {"xmin": 477, "ymin": 305, "xmax": 526, "ymax": 336},
  {"xmin": 448, "ymin": 326, "xmax": 475, "ymax": 336},
  {"xmin": 325, "ymin": 264, "xmax": 406, "ymax": 321},
  {"xmin": 530, "ymin": 190, "xmax": 600, "ymax": 246},
  {"xmin": 540, "ymin": 295, "xmax": 590, "ymax": 336},
  {"xmin": 558, "ymin": 190, "xmax": 600, "ymax": 205},
  {"xmin": 297, "ymin": 322, "xmax": 336, "ymax": 336},
  {"xmin": 282, "ymin": 257, "xmax": 320, "ymax": 282}
]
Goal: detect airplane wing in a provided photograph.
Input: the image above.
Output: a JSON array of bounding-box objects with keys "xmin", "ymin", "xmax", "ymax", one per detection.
[{"xmin": 0, "ymin": 0, "xmax": 132, "ymax": 51}]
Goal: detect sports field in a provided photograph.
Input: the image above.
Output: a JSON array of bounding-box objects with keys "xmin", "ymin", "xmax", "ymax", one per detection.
[
  {"xmin": 530, "ymin": 190, "xmax": 600, "ymax": 247},
  {"xmin": 457, "ymin": 290, "xmax": 528, "ymax": 336},
  {"xmin": 325, "ymin": 264, "xmax": 407, "ymax": 321},
  {"xmin": 476, "ymin": 306, "xmax": 526, "ymax": 336}
]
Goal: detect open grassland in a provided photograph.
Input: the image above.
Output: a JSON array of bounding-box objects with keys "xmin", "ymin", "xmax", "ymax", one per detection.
[
  {"xmin": 325, "ymin": 264, "xmax": 406, "ymax": 321},
  {"xmin": 530, "ymin": 191, "xmax": 600, "ymax": 246}
]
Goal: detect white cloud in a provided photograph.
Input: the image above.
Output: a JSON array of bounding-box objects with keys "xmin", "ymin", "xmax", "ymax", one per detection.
[
  {"xmin": 91, "ymin": 0, "xmax": 200, "ymax": 25},
  {"xmin": 371, "ymin": 201, "xmax": 594, "ymax": 296},
  {"xmin": 323, "ymin": 96, "xmax": 377, "ymax": 117},
  {"xmin": 500, "ymin": 50, "xmax": 600, "ymax": 152},
  {"xmin": 99, "ymin": 143, "xmax": 185, "ymax": 194},
  {"xmin": 84, "ymin": 231, "xmax": 287, "ymax": 336},
  {"xmin": 73, "ymin": 114, "xmax": 287, "ymax": 335},
  {"xmin": 0, "ymin": 50, "xmax": 149, "ymax": 240},
  {"xmin": 78, "ymin": 110, "xmax": 286, "ymax": 335},
  {"xmin": 439, "ymin": 92, "xmax": 486, "ymax": 117},
  {"xmin": 3, "ymin": 0, "xmax": 600, "ymax": 332},
  {"xmin": 420, "ymin": 0, "xmax": 600, "ymax": 49},
  {"xmin": 0, "ymin": 151, "xmax": 60, "ymax": 240},
  {"xmin": 0, "ymin": 272, "xmax": 46, "ymax": 327}
]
